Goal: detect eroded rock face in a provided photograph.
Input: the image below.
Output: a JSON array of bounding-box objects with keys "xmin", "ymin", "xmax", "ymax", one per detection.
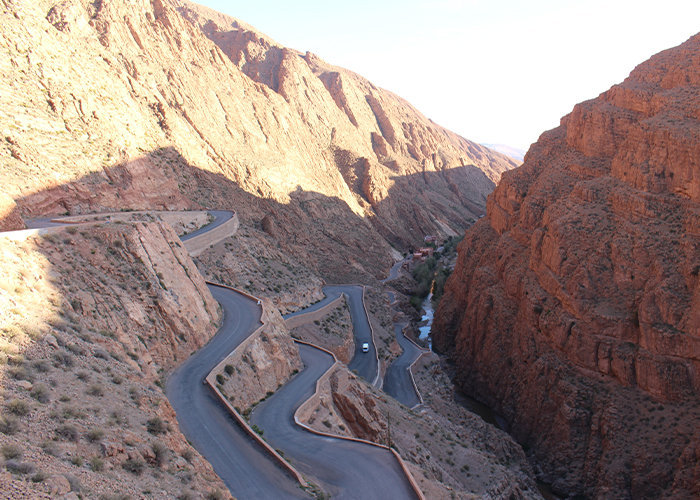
[
  {"xmin": 432, "ymin": 34, "xmax": 700, "ymax": 498},
  {"xmin": 214, "ymin": 300, "xmax": 302, "ymax": 412},
  {"xmin": 0, "ymin": 0, "xmax": 515, "ymax": 280}
]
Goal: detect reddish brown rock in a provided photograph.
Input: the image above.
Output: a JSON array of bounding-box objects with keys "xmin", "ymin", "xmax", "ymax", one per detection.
[
  {"xmin": 433, "ymin": 34, "xmax": 700, "ymax": 498},
  {"xmin": 0, "ymin": 0, "xmax": 516, "ymax": 282}
]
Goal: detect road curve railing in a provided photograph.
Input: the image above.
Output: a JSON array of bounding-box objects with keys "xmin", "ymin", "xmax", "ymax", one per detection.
[
  {"xmin": 291, "ymin": 339, "xmax": 426, "ymax": 500},
  {"xmin": 202, "ymin": 282, "xmax": 308, "ymax": 487}
]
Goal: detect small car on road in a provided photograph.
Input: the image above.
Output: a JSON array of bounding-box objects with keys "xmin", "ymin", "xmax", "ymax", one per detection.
[{"xmin": 361, "ymin": 342, "xmax": 370, "ymax": 353}]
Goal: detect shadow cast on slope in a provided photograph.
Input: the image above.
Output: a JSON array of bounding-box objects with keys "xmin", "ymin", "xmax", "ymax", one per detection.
[{"xmin": 8, "ymin": 146, "xmax": 496, "ymax": 283}]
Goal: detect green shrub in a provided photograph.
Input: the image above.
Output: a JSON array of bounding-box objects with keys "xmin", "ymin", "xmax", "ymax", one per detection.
[
  {"xmin": 55, "ymin": 424, "xmax": 79, "ymax": 442},
  {"xmin": 122, "ymin": 457, "xmax": 145, "ymax": 475},
  {"xmin": 5, "ymin": 460, "xmax": 35, "ymax": 474},
  {"xmin": 89, "ymin": 456, "xmax": 104, "ymax": 472},
  {"xmin": 86, "ymin": 384, "xmax": 104, "ymax": 397},
  {"xmin": 41, "ymin": 441, "xmax": 60, "ymax": 456},
  {"xmin": 53, "ymin": 351, "xmax": 74, "ymax": 368},
  {"xmin": 5, "ymin": 399, "xmax": 30, "ymax": 416},
  {"xmin": 0, "ymin": 415, "xmax": 20, "ymax": 434},
  {"xmin": 152, "ymin": 441, "xmax": 169, "ymax": 467},
  {"xmin": 31, "ymin": 383, "xmax": 51, "ymax": 403},
  {"xmin": 86, "ymin": 428, "xmax": 104, "ymax": 442},
  {"xmin": 1, "ymin": 444, "xmax": 22, "ymax": 459},
  {"xmin": 31, "ymin": 471, "xmax": 48, "ymax": 483},
  {"xmin": 146, "ymin": 417, "xmax": 168, "ymax": 435}
]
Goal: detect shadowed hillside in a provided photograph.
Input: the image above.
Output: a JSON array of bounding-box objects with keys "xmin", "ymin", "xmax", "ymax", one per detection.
[{"xmin": 0, "ymin": 0, "xmax": 515, "ymax": 281}]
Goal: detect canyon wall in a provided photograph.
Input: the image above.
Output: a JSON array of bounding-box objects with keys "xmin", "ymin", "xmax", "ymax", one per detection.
[
  {"xmin": 0, "ymin": 0, "xmax": 516, "ymax": 282},
  {"xmin": 0, "ymin": 222, "xmax": 226, "ymax": 498},
  {"xmin": 432, "ymin": 34, "xmax": 700, "ymax": 498}
]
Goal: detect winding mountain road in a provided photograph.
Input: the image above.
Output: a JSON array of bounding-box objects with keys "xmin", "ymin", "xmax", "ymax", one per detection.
[
  {"xmin": 251, "ymin": 344, "xmax": 417, "ymax": 499},
  {"xmin": 284, "ymin": 285, "xmax": 378, "ymax": 385},
  {"xmin": 19, "ymin": 210, "xmax": 419, "ymax": 498},
  {"xmin": 383, "ymin": 322, "xmax": 423, "ymax": 408},
  {"xmin": 380, "ymin": 257, "xmax": 407, "ymax": 283},
  {"xmin": 167, "ymin": 285, "xmax": 305, "ymax": 498},
  {"xmin": 179, "ymin": 209, "xmax": 234, "ymax": 241}
]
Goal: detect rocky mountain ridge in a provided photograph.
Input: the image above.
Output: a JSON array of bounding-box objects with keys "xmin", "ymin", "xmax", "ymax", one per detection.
[
  {"xmin": 432, "ymin": 33, "xmax": 699, "ymax": 498},
  {"xmin": 0, "ymin": 0, "xmax": 516, "ymax": 282}
]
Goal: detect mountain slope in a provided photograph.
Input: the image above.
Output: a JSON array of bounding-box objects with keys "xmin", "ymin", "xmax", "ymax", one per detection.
[
  {"xmin": 0, "ymin": 0, "xmax": 516, "ymax": 282},
  {"xmin": 432, "ymin": 33, "xmax": 700, "ymax": 498}
]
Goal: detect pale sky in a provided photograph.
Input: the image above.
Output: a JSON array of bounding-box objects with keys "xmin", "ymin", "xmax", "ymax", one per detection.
[{"xmin": 194, "ymin": 0, "xmax": 699, "ymax": 151}]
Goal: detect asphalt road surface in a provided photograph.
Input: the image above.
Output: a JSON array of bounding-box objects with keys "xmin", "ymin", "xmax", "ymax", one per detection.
[
  {"xmin": 166, "ymin": 285, "xmax": 305, "ymax": 499},
  {"xmin": 179, "ymin": 210, "xmax": 234, "ymax": 241},
  {"xmin": 380, "ymin": 257, "xmax": 406, "ymax": 283},
  {"xmin": 251, "ymin": 344, "xmax": 419, "ymax": 500},
  {"xmin": 382, "ymin": 322, "xmax": 423, "ymax": 408},
  {"xmin": 25, "ymin": 209, "xmax": 234, "ymax": 236},
  {"xmin": 284, "ymin": 285, "xmax": 378, "ymax": 385}
]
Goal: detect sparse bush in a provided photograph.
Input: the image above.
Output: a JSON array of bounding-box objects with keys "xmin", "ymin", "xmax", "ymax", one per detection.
[
  {"xmin": 66, "ymin": 343, "xmax": 85, "ymax": 356},
  {"xmin": 86, "ymin": 384, "xmax": 104, "ymax": 397},
  {"xmin": 70, "ymin": 455, "xmax": 83, "ymax": 467},
  {"xmin": 5, "ymin": 399, "xmax": 30, "ymax": 416},
  {"xmin": 86, "ymin": 428, "xmax": 104, "ymax": 442},
  {"xmin": 216, "ymin": 374, "xmax": 225, "ymax": 385},
  {"xmin": 55, "ymin": 424, "xmax": 79, "ymax": 442},
  {"xmin": 0, "ymin": 415, "xmax": 20, "ymax": 434},
  {"xmin": 122, "ymin": 457, "xmax": 145, "ymax": 475},
  {"xmin": 224, "ymin": 364, "xmax": 234, "ymax": 375},
  {"xmin": 8, "ymin": 365, "xmax": 33, "ymax": 382},
  {"xmin": 206, "ymin": 489, "xmax": 226, "ymax": 500},
  {"xmin": 31, "ymin": 471, "xmax": 48, "ymax": 483},
  {"xmin": 146, "ymin": 417, "xmax": 167, "ymax": 435},
  {"xmin": 31, "ymin": 383, "xmax": 51, "ymax": 403},
  {"xmin": 181, "ymin": 448, "xmax": 194, "ymax": 463},
  {"xmin": 152, "ymin": 441, "xmax": 169, "ymax": 467},
  {"xmin": 53, "ymin": 351, "xmax": 74, "ymax": 368},
  {"xmin": 76, "ymin": 371, "xmax": 90, "ymax": 381},
  {"xmin": 89, "ymin": 455, "xmax": 104, "ymax": 472},
  {"xmin": 62, "ymin": 405, "xmax": 85, "ymax": 419},
  {"xmin": 108, "ymin": 411, "xmax": 128, "ymax": 426},
  {"xmin": 32, "ymin": 360, "xmax": 50, "ymax": 373},
  {"xmin": 1, "ymin": 444, "xmax": 22, "ymax": 459},
  {"xmin": 5, "ymin": 459, "xmax": 35, "ymax": 474},
  {"xmin": 41, "ymin": 440, "xmax": 60, "ymax": 456}
]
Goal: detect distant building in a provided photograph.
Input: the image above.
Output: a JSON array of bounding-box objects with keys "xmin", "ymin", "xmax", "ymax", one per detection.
[
  {"xmin": 418, "ymin": 247, "xmax": 434, "ymax": 257},
  {"xmin": 423, "ymin": 235, "xmax": 437, "ymax": 244}
]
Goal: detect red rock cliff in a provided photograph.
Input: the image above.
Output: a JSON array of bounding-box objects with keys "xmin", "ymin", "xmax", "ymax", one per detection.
[{"xmin": 432, "ymin": 34, "xmax": 700, "ymax": 498}]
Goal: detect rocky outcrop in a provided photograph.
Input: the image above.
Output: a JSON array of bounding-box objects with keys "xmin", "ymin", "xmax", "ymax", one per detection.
[
  {"xmin": 0, "ymin": 194, "xmax": 25, "ymax": 231},
  {"xmin": 214, "ymin": 299, "xmax": 302, "ymax": 412},
  {"xmin": 0, "ymin": 0, "xmax": 515, "ymax": 282},
  {"xmin": 0, "ymin": 221, "xmax": 225, "ymax": 498},
  {"xmin": 432, "ymin": 34, "xmax": 700, "ymax": 498}
]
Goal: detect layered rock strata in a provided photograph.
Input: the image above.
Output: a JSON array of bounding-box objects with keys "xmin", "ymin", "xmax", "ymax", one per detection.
[
  {"xmin": 433, "ymin": 34, "xmax": 700, "ymax": 498},
  {"xmin": 0, "ymin": 0, "xmax": 516, "ymax": 282}
]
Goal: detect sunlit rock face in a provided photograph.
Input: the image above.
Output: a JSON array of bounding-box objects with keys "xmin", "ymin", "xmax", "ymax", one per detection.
[
  {"xmin": 432, "ymin": 33, "xmax": 700, "ymax": 499},
  {"xmin": 0, "ymin": 0, "xmax": 515, "ymax": 282}
]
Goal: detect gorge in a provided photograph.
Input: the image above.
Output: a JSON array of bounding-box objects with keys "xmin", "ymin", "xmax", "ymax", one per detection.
[
  {"xmin": 0, "ymin": 1, "xmax": 697, "ymax": 499},
  {"xmin": 432, "ymin": 33, "xmax": 700, "ymax": 499}
]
